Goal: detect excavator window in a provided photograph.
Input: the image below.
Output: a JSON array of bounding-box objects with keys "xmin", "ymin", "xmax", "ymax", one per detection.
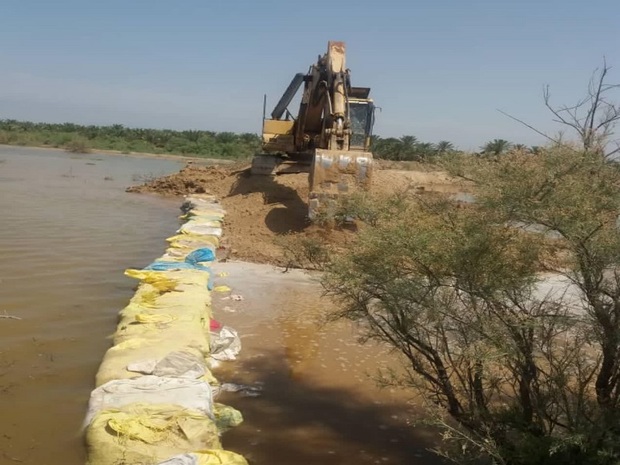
[{"xmin": 349, "ymin": 101, "xmax": 374, "ymax": 149}]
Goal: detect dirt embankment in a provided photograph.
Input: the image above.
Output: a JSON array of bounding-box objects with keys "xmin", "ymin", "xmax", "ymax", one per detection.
[{"xmin": 127, "ymin": 162, "xmax": 467, "ymax": 265}]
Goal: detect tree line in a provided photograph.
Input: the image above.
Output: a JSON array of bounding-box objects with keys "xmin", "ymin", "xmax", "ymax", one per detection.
[
  {"xmin": 0, "ymin": 119, "xmax": 262, "ymax": 158},
  {"xmin": 0, "ymin": 118, "xmax": 529, "ymax": 160}
]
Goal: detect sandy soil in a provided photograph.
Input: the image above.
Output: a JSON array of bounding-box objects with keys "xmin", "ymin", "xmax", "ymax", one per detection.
[{"xmin": 127, "ymin": 162, "xmax": 468, "ymax": 265}]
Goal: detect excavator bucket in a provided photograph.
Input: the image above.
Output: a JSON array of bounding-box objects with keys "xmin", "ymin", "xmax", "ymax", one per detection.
[{"xmin": 308, "ymin": 150, "xmax": 373, "ymax": 219}]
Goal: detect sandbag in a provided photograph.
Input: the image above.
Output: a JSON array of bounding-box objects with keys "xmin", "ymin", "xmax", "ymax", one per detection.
[
  {"xmin": 123, "ymin": 269, "xmax": 179, "ymax": 292},
  {"xmin": 179, "ymin": 223, "xmax": 223, "ymax": 237},
  {"xmin": 85, "ymin": 376, "xmax": 214, "ymax": 427},
  {"xmin": 114, "ymin": 311, "xmax": 208, "ymax": 344},
  {"xmin": 86, "ymin": 404, "xmax": 221, "ymax": 465},
  {"xmin": 167, "ymin": 233, "xmax": 220, "ymax": 248},
  {"xmin": 96, "ymin": 341, "xmax": 209, "ymax": 386},
  {"xmin": 186, "ymin": 247, "xmax": 216, "ymax": 264},
  {"xmin": 158, "ymin": 450, "xmax": 248, "ymax": 465},
  {"xmin": 127, "ymin": 350, "xmax": 208, "ymax": 379}
]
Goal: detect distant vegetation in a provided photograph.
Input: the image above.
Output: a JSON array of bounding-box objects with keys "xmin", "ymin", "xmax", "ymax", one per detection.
[
  {"xmin": 372, "ymin": 135, "xmax": 457, "ymax": 160},
  {"xmin": 0, "ymin": 118, "xmax": 526, "ymax": 160},
  {"xmin": 0, "ymin": 120, "xmax": 262, "ymax": 159}
]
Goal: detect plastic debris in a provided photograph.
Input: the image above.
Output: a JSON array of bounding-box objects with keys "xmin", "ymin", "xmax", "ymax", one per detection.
[
  {"xmin": 213, "ymin": 285, "xmax": 232, "ymax": 293},
  {"xmin": 158, "ymin": 450, "xmax": 247, "ymax": 465},
  {"xmin": 185, "ymin": 247, "xmax": 216, "ymax": 265},
  {"xmin": 220, "ymin": 382, "xmax": 263, "ymax": 397},
  {"xmin": 210, "ymin": 326, "xmax": 242, "ymax": 361}
]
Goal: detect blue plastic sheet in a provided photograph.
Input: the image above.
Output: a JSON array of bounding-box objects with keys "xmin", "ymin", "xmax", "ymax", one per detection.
[
  {"xmin": 185, "ymin": 248, "xmax": 216, "ymax": 265},
  {"xmin": 143, "ymin": 248, "xmax": 215, "ymax": 286},
  {"xmin": 143, "ymin": 261, "xmax": 211, "ymax": 272}
]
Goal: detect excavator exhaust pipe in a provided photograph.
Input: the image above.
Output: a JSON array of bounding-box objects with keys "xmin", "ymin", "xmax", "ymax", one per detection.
[{"xmin": 308, "ymin": 150, "xmax": 373, "ymax": 219}]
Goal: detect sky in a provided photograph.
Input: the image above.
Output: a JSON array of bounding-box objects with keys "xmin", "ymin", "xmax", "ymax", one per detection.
[{"xmin": 1, "ymin": 0, "xmax": 619, "ymax": 150}]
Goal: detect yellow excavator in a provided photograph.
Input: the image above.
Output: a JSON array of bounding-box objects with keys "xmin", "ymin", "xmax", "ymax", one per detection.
[{"xmin": 252, "ymin": 41, "xmax": 376, "ymax": 217}]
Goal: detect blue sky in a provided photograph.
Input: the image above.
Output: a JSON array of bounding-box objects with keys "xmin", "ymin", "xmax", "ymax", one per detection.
[{"xmin": 1, "ymin": 0, "xmax": 619, "ymax": 149}]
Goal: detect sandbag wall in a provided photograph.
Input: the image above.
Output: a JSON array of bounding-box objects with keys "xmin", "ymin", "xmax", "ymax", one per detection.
[{"xmin": 84, "ymin": 195, "xmax": 247, "ymax": 465}]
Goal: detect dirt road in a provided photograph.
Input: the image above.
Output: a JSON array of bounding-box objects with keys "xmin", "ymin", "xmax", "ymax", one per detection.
[{"xmin": 127, "ymin": 162, "xmax": 467, "ymax": 265}]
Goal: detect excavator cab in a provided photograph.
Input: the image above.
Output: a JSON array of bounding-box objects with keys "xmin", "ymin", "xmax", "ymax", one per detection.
[
  {"xmin": 252, "ymin": 41, "xmax": 376, "ymax": 218},
  {"xmin": 349, "ymin": 98, "xmax": 375, "ymax": 150}
]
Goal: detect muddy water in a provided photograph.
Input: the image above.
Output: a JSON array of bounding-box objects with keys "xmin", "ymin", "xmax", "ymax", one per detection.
[
  {"xmin": 0, "ymin": 146, "xmax": 184, "ymax": 464},
  {"xmin": 211, "ymin": 262, "xmax": 444, "ymax": 465},
  {"xmin": 0, "ymin": 147, "xmax": 444, "ymax": 465}
]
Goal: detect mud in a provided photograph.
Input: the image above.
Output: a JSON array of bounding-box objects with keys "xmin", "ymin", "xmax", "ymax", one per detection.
[{"xmin": 127, "ymin": 163, "xmax": 468, "ymax": 265}]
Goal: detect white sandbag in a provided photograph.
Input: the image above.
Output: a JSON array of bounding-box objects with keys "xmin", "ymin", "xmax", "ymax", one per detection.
[
  {"xmin": 85, "ymin": 376, "xmax": 213, "ymax": 427},
  {"xmin": 179, "ymin": 222, "xmax": 223, "ymax": 237},
  {"xmin": 127, "ymin": 350, "xmax": 207, "ymax": 379}
]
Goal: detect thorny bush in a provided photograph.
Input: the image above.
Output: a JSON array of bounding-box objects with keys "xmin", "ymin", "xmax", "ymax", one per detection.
[{"xmin": 321, "ymin": 146, "xmax": 620, "ymax": 464}]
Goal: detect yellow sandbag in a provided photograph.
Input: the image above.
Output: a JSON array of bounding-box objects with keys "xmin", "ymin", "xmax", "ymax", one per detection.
[
  {"xmin": 132, "ymin": 287, "xmax": 164, "ymax": 308},
  {"xmin": 213, "ymin": 285, "xmax": 231, "ymax": 293},
  {"xmin": 167, "ymin": 233, "xmax": 220, "ymax": 248},
  {"xmin": 126, "ymin": 269, "xmax": 210, "ymax": 288},
  {"xmin": 114, "ymin": 280, "xmax": 212, "ymax": 347},
  {"xmin": 122, "ymin": 279, "xmax": 212, "ymax": 315},
  {"xmin": 114, "ymin": 313, "xmax": 207, "ymax": 345},
  {"xmin": 86, "ymin": 404, "xmax": 221, "ymax": 465},
  {"xmin": 117, "ymin": 302, "xmax": 209, "ymax": 331},
  {"xmin": 124, "ymin": 269, "xmax": 179, "ymax": 293},
  {"xmin": 96, "ymin": 341, "xmax": 209, "ymax": 386},
  {"xmin": 134, "ymin": 313, "xmax": 177, "ymax": 324},
  {"xmin": 200, "ymin": 370, "xmax": 219, "ymax": 385}
]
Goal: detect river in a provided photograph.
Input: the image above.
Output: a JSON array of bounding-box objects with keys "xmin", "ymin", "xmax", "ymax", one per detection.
[
  {"xmin": 0, "ymin": 146, "xmax": 443, "ymax": 465},
  {"xmin": 0, "ymin": 146, "xmax": 184, "ymax": 464}
]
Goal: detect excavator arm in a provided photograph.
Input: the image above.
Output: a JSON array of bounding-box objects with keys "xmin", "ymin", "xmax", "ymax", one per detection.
[{"xmin": 254, "ymin": 41, "xmax": 376, "ymax": 217}]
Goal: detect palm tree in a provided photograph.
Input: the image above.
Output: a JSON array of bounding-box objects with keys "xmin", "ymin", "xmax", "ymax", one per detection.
[
  {"xmin": 436, "ymin": 140, "xmax": 455, "ymax": 154},
  {"xmin": 399, "ymin": 135, "xmax": 418, "ymax": 161},
  {"xmin": 415, "ymin": 142, "xmax": 436, "ymax": 160},
  {"xmin": 481, "ymin": 139, "xmax": 512, "ymax": 155},
  {"xmin": 373, "ymin": 137, "xmax": 401, "ymax": 160}
]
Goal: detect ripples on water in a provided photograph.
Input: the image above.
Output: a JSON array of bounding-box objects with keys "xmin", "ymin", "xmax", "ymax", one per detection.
[
  {"xmin": 0, "ymin": 146, "xmax": 184, "ymax": 464},
  {"xmin": 0, "ymin": 147, "xmax": 444, "ymax": 465}
]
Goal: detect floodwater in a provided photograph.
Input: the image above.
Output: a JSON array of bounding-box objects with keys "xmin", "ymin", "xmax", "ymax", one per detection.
[
  {"xmin": 0, "ymin": 146, "xmax": 184, "ymax": 464},
  {"xmin": 0, "ymin": 146, "xmax": 444, "ymax": 465},
  {"xmin": 210, "ymin": 262, "xmax": 444, "ymax": 465}
]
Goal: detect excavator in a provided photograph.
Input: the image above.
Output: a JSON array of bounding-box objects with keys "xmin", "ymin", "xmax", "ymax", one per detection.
[{"xmin": 252, "ymin": 41, "xmax": 376, "ymax": 217}]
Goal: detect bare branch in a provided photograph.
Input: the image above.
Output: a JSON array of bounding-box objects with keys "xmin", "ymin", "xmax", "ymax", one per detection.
[
  {"xmin": 496, "ymin": 109, "xmax": 562, "ymax": 146},
  {"xmin": 543, "ymin": 60, "xmax": 620, "ymax": 155}
]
